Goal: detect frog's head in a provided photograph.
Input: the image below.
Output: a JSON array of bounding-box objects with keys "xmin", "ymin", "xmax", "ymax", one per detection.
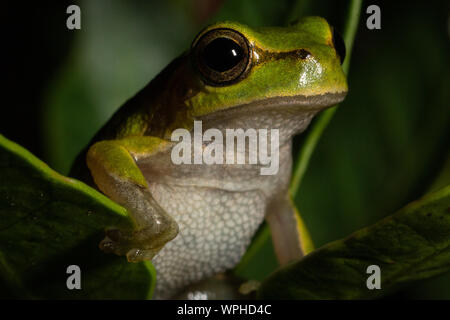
[{"xmin": 185, "ymin": 16, "xmax": 348, "ymax": 118}]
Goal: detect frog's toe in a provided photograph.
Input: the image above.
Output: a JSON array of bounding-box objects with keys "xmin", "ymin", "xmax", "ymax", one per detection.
[
  {"xmin": 99, "ymin": 234, "xmax": 124, "ymax": 255},
  {"xmin": 98, "ymin": 226, "xmax": 172, "ymax": 261},
  {"xmin": 99, "ymin": 228, "xmax": 132, "ymax": 256},
  {"xmin": 126, "ymin": 248, "xmax": 160, "ymax": 262},
  {"xmin": 99, "ymin": 235, "xmax": 118, "ymax": 253}
]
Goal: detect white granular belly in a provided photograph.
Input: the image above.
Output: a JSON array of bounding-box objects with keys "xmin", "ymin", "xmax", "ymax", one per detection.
[{"xmin": 149, "ymin": 183, "xmax": 266, "ymax": 299}]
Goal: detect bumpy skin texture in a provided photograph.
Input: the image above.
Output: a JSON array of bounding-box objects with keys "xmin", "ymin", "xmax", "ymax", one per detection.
[{"xmin": 70, "ymin": 17, "xmax": 348, "ymax": 299}]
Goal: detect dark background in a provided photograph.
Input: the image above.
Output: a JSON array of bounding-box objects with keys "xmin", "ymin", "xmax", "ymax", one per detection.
[{"xmin": 3, "ymin": 0, "xmax": 450, "ymax": 298}]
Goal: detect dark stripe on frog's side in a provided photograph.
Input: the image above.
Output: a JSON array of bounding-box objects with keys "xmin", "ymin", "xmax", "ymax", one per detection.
[{"xmin": 253, "ymin": 47, "xmax": 312, "ymax": 65}]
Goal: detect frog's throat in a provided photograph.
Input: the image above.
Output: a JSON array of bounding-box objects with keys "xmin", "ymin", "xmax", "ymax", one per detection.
[{"xmin": 198, "ymin": 91, "xmax": 347, "ymax": 120}]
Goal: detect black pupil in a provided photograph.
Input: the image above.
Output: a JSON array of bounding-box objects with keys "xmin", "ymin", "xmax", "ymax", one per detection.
[{"xmin": 202, "ymin": 37, "xmax": 244, "ymax": 72}]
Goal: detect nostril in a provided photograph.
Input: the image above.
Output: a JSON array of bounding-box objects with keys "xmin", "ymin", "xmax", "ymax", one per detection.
[{"xmin": 298, "ymin": 49, "xmax": 311, "ymax": 59}]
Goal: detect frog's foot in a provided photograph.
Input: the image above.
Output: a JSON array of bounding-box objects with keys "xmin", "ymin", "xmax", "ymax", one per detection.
[
  {"xmin": 99, "ymin": 224, "xmax": 178, "ymax": 262},
  {"xmin": 239, "ymin": 279, "xmax": 261, "ymax": 296}
]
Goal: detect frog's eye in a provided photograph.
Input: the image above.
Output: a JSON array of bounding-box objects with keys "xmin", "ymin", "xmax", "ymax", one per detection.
[
  {"xmin": 332, "ymin": 28, "xmax": 346, "ymax": 65},
  {"xmin": 192, "ymin": 28, "xmax": 251, "ymax": 86}
]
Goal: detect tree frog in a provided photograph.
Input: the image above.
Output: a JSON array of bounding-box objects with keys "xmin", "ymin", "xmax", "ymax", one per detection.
[{"xmin": 70, "ymin": 16, "xmax": 348, "ymax": 299}]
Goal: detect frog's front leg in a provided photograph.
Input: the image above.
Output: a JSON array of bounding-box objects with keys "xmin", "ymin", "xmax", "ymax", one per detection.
[{"xmin": 86, "ymin": 136, "xmax": 178, "ymax": 262}]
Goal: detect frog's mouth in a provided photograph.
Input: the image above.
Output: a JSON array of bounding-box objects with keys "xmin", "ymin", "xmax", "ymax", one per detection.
[{"xmin": 198, "ymin": 91, "xmax": 347, "ymax": 121}]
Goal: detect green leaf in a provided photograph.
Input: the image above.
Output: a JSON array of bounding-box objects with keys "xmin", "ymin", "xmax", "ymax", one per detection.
[
  {"xmin": 257, "ymin": 185, "xmax": 450, "ymax": 299},
  {"xmin": 0, "ymin": 134, "xmax": 155, "ymax": 299}
]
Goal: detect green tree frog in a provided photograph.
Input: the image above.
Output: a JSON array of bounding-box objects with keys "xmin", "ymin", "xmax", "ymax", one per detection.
[{"xmin": 70, "ymin": 16, "xmax": 348, "ymax": 299}]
